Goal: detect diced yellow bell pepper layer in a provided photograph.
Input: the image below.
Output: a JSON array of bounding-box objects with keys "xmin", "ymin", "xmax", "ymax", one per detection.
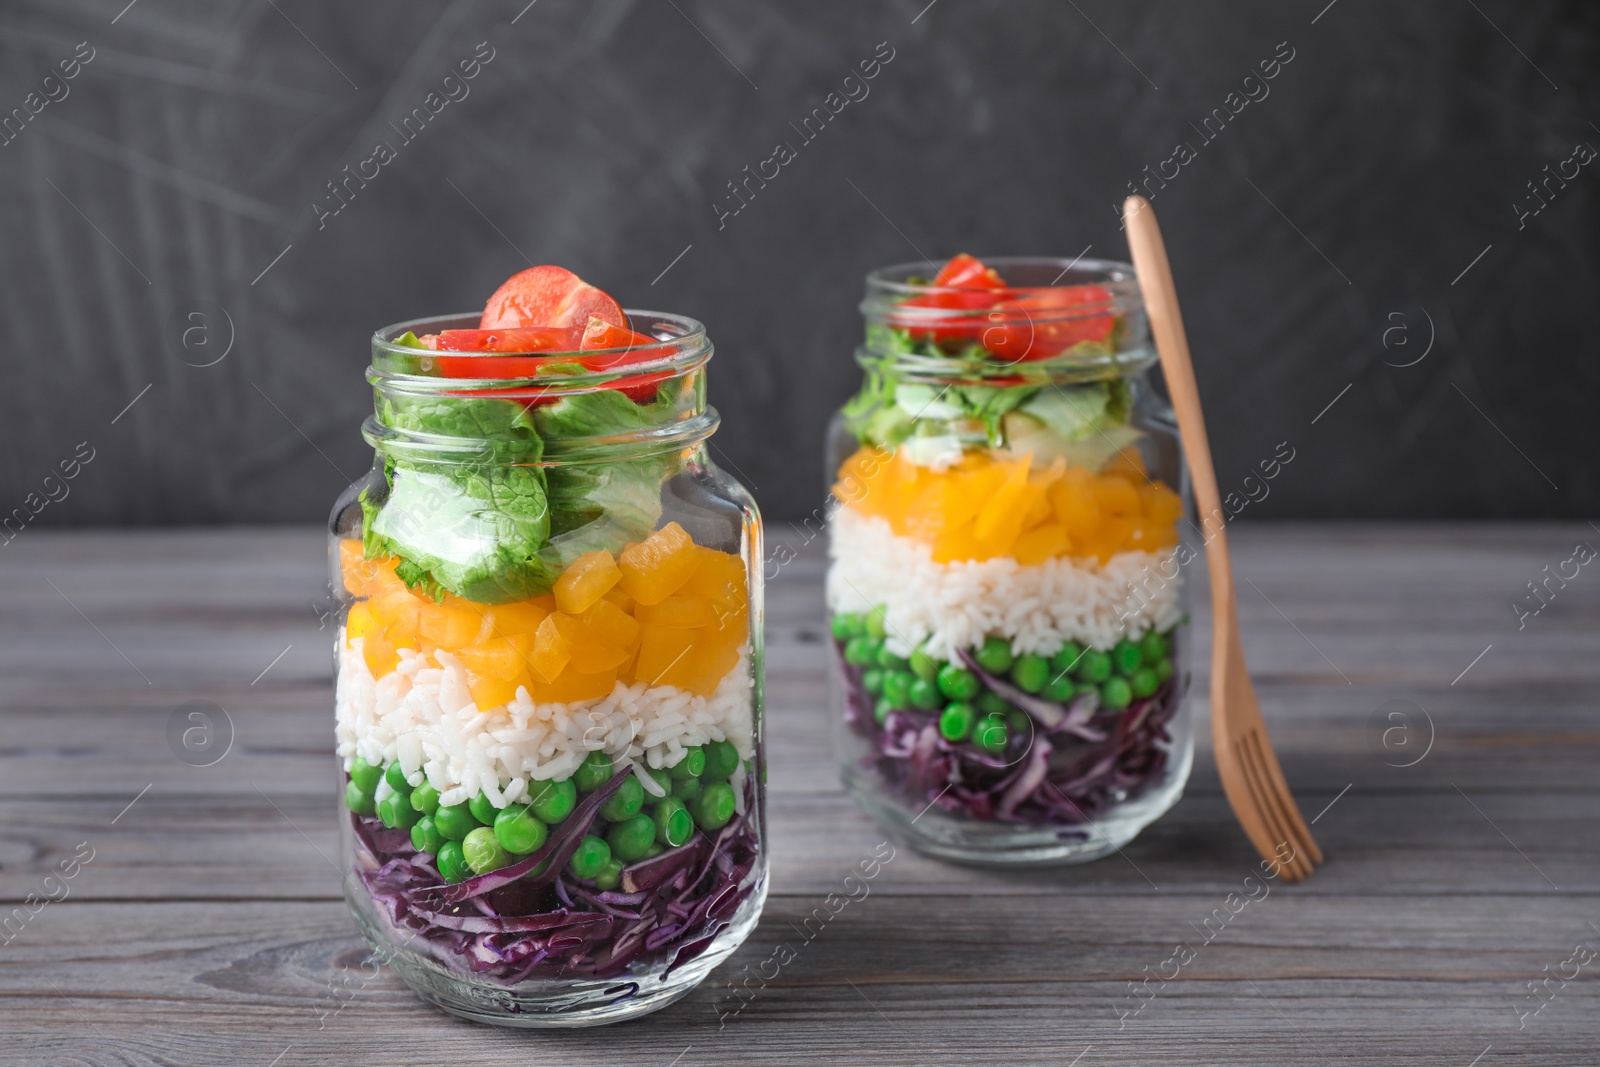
[
  {"xmin": 833, "ymin": 445, "xmax": 1182, "ymax": 564},
  {"xmin": 336, "ymin": 521, "xmax": 748, "ymax": 707}
]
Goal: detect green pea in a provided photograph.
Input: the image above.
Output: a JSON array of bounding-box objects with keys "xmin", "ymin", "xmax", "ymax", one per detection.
[
  {"xmin": 1139, "ymin": 630, "xmax": 1169, "ymax": 663},
  {"xmin": 1130, "ymin": 667, "xmax": 1160, "ymax": 699},
  {"xmin": 1042, "ymin": 672, "xmax": 1077, "ymax": 703},
  {"xmin": 606, "ymin": 813, "xmax": 658, "ymax": 863},
  {"xmin": 1155, "ymin": 657, "xmax": 1174, "ymax": 682},
  {"xmin": 528, "ymin": 777, "xmax": 578, "ymax": 824},
  {"xmin": 1102, "ymin": 677, "xmax": 1133, "ymax": 710},
  {"xmin": 1112, "ymin": 639, "xmax": 1143, "ymax": 676},
  {"xmin": 349, "ymin": 757, "xmax": 382, "ymax": 794},
  {"xmin": 976, "ymin": 690, "xmax": 1010, "ymax": 717},
  {"xmin": 1049, "ymin": 640, "xmax": 1084, "ymax": 675},
  {"xmin": 642, "ymin": 842, "xmax": 665, "ymax": 859},
  {"xmin": 593, "ymin": 857, "xmax": 624, "ymax": 891},
  {"xmin": 378, "ymin": 791, "xmax": 419, "ymax": 830},
  {"xmin": 384, "ymin": 762, "xmax": 412, "ymax": 795},
  {"xmin": 865, "ymin": 605, "xmax": 888, "ymax": 639},
  {"xmin": 939, "ymin": 702, "xmax": 976, "ymax": 742},
  {"xmin": 410, "ymin": 815, "xmax": 444, "ymax": 855},
  {"xmin": 876, "ymin": 647, "xmax": 909, "ymax": 672},
  {"xmin": 599, "ymin": 775, "xmax": 645, "ymax": 821},
  {"xmin": 673, "ymin": 776, "xmax": 703, "ymax": 802},
  {"xmin": 644, "ymin": 767, "xmax": 673, "ymax": 797},
  {"xmin": 844, "ymin": 635, "xmax": 877, "ymax": 667},
  {"xmin": 974, "ymin": 636, "xmax": 1014, "ymax": 675},
  {"xmin": 434, "ymin": 802, "xmax": 481, "ymax": 842},
  {"xmin": 653, "ymin": 797, "xmax": 696, "ymax": 848},
  {"xmin": 671, "ymin": 748, "xmax": 706, "ymax": 779},
  {"xmin": 436, "ymin": 840, "xmax": 470, "ymax": 883},
  {"xmin": 909, "ymin": 648, "xmax": 940, "ymax": 682},
  {"xmin": 567, "ymin": 835, "xmax": 612, "ymax": 880},
  {"xmin": 692, "ymin": 782, "xmax": 736, "ymax": 831},
  {"xmin": 574, "ymin": 750, "xmax": 614, "ymax": 793},
  {"xmin": 973, "ymin": 716, "xmax": 1008, "ymax": 753},
  {"xmin": 936, "ymin": 663, "xmax": 980, "ymax": 701},
  {"xmin": 493, "ymin": 804, "xmax": 548, "ymax": 855},
  {"xmin": 1076, "ymin": 649, "xmax": 1112, "ymax": 683},
  {"xmin": 467, "ymin": 793, "xmax": 497, "ymax": 826},
  {"xmin": 704, "ymin": 740, "xmax": 740, "ymax": 781},
  {"xmin": 831, "ymin": 613, "xmax": 863, "ymax": 640},
  {"xmin": 409, "ymin": 782, "xmax": 440, "ymax": 815},
  {"xmin": 862, "ymin": 668, "xmax": 885, "ymax": 696},
  {"xmin": 874, "ymin": 698, "xmax": 894, "ymax": 725},
  {"xmin": 882, "ymin": 671, "xmax": 914, "ymax": 708},
  {"xmin": 343, "ymin": 780, "xmax": 375, "ymax": 816},
  {"xmin": 1011, "ymin": 654, "xmax": 1049, "ymax": 694},
  {"xmin": 909, "ymin": 676, "xmax": 942, "ymax": 710},
  {"xmin": 1006, "ymin": 709, "xmax": 1032, "ymax": 735},
  {"xmin": 462, "ymin": 826, "xmax": 510, "ymax": 874}
]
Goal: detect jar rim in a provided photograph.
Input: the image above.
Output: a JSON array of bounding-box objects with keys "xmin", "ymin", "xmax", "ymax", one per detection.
[
  {"xmin": 863, "ymin": 256, "xmax": 1142, "ymax": 306},
  {"xmin": 858, "ymin": 256, "xmax": 1152, "ymax": 384},
  {"xmin": 370, "ymin": 310, "xmax": 711, "ymax": 390},
  {"xmin": 364, "ymin": 309, "xmax": 718, "ymax": 464}
]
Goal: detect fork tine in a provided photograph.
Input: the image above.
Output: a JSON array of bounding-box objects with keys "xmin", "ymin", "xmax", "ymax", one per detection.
[
  {"xmin": 1231, "ymin": 738, "xmax": 1302, "ymax": 879},
  {"xmin": 1233, "ymin": 735, "xmax": 1314, "ymax": 882},
  {"xmin": 1215, "ymin": 741, "xmax": 1306, "ymax": 882},
  {"xmin": 1242, "ymin": 728, "xmax": 1324, "ymax": 866}
]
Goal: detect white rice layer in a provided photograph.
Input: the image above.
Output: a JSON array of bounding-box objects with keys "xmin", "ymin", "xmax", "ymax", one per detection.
[
  {"xmin": 336, "ymin": 640, "xmax": 755, "ymax": 810},
  {"xmin": 826, "ymin": 506, "xmax": 1183, "ymax": 660}
]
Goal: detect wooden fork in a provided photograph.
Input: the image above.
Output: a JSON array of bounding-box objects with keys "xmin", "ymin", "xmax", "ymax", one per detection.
[{"xmin": 1122, "ymin": 195, "xmax": 1322, "ymax": 882}]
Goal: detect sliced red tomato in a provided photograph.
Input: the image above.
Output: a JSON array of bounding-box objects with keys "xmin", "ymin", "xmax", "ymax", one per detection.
[
  {"xmin": 429, "ymin": 326, "xmax": 582, "ymax": 379},
  {"xmin": 434, "ymin": 327, "xmax": 583, "ymax": 352},
  {"xmin": 887, "ymin": 253, "xmax": 1009, "ymax": 346},
  {"xmin": 577, "ymin": 317, "xmax": 672, "ymax": 402},
  {"xmin": 480, "ymin": 265, "xmax": 627, "ymax": 331},
  {"xmin": 932, "ymin": 252, "xmax": 1006, "ymax": 290},
  {"xmin": 981, "ymin": 284, "xmax": 1117, "ymax": 363}
]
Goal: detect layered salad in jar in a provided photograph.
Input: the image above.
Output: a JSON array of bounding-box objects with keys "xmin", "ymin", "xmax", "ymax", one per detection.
[
  {"xmin": 334, "ymin": 266, "xmax": 760, "ymax": 997},
  {"xmin": 829, "ymin": 255, "xmax": 1189, "ymax": 857}
]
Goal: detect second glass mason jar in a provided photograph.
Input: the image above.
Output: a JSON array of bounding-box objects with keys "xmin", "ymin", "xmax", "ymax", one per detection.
[
  {"xmin": 828, "ymin": 256, "xmax": 1193, "ymax": 866},
  {"xmin": 329, "ymin": 312, "xmax": 765, "ymax": 1026}
]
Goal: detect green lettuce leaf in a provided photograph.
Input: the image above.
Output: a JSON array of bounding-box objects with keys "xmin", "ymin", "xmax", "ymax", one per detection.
[
  {"xmin": 362, "ymin": 368, "xmax": 697, "ymax": 603},
  {"xmin": 532, "ymin": 378, "xmax": 691, "ymax": 567},
  {"xmin": 363, "ymin": 459, "xmax": 555, "ymax": 603},
  {"xmin": 1016, "ymin": 381, "xmax": 1128, "ymax": 442},
  {"xmin": 363, "ymin": 394, "xmax": 555, "ymax": 602}
]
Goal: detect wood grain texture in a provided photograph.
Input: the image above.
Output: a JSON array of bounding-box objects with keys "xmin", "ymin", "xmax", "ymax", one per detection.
[{"xmin": 1, "ymin": 523, "xmax": 1597, "ymax": 1066}]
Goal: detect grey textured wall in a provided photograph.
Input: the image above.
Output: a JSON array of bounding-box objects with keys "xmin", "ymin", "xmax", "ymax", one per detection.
[{"xmin": 1, "ymin": 0, "xmax": 1596, "ymax": 526}]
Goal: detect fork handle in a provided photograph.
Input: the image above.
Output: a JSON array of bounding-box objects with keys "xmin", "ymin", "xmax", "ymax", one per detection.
[{"xmin": 1121, "ymin": 196, "xmax": 1236, "ymax": 613}]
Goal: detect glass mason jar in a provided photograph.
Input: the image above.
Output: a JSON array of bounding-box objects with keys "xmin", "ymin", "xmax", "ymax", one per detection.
[
  {"xmin": 327, "ymin": 312, "xmax": 766, "ymax": 1026},
  {"xmin": 827, "ymin": 257, "xmax": 1193, "ymax": 866}
]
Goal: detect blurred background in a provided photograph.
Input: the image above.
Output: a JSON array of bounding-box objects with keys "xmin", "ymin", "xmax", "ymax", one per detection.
[{"xmin": 0, "ymin": 0, "xmax": 1595, "ymax": 525}]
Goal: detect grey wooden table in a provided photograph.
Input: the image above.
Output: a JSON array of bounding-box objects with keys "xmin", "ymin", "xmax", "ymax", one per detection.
[{"xmin": 2, "ymin": 523, "xmax": 1596, "ymax": 1066}]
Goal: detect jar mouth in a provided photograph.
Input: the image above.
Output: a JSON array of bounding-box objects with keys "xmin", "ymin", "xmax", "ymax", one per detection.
[
  {"xmin": 859, "ymin": 257, "xmax": 1152, "ymax": 384},
  {"xmin": 370, "ymin": 310, "xmax": 710, "ymax": 390},
  {"xmin": 864, "ymin": 256, "xmax": 1142, "ymax": 305},
  {"xmin": 365, "ymin": 310, "xmax": 717, "ymax": 464}
]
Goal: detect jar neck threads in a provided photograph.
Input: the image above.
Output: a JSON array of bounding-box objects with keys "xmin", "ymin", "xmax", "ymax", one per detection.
[{"xmin": 364, "ymin": 311, "xmax": 718, "ymax": 466}]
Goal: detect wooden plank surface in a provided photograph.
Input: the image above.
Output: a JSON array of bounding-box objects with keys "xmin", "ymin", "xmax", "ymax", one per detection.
[{"xmin": 1, "ymin": 523, "xmax": 1597, "ymax": 1066}]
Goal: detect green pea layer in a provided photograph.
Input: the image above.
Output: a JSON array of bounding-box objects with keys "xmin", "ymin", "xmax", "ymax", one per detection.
[{"xmin": 344, "ymin": 739, "xmax": 747, "ymax": 883}]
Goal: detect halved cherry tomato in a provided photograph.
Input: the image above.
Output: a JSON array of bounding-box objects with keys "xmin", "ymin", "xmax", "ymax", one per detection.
[
  {"xmin": 434, "ymin": 327, "xmax": 583, "ymax": 352},
  {"xmin": 981, "ymin": 285, "xmax": 1116, "ymax": 363},
  {"xmin": 480, "ymin": 265, "xmax": 627, "ymax": 331},
  {"xmin": 931, "ymin": 253, "xmax": 1006, "ymax": 290},
  {"xmin": 887, "ymin": 253, "xmax": 1009, "ymax": 346},
  {"xmin": 430, "ymin": 326, "xmax": 583, "ymax": 379},
  {"xmin": 578, "ymin": 317, "xmax": 672, "ymax": 402},
  {"xmin": 579, "ymin": 318, "xmax": 657, "ymax": 357}
]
